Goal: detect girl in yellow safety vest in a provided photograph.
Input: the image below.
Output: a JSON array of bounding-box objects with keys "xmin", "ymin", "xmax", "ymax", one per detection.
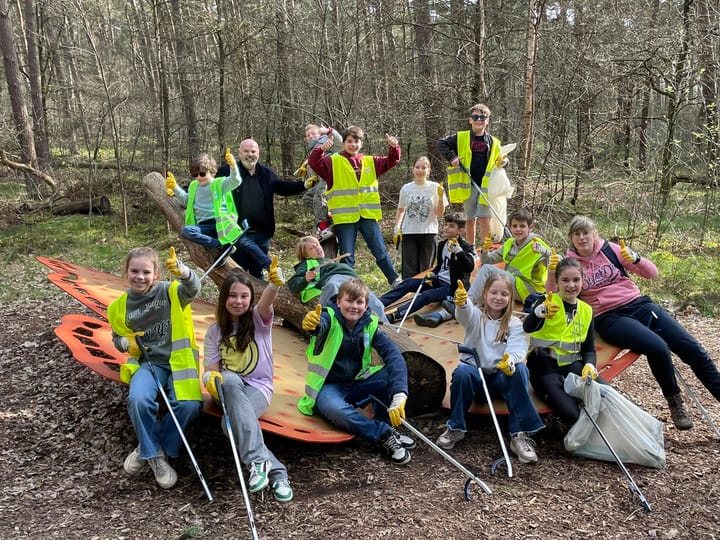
[
  {"xmin": 108, "ymin": 246, "xmax": 202, "ymax": 490},
  {"xmin": 524, "ymin": 258, "xmax": 599, "ymax": 425}
]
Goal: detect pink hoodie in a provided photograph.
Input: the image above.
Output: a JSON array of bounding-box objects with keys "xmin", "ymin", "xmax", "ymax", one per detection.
[{"xmin": 547, "ymin": 237, "xmax": 658, "ymax": 316}]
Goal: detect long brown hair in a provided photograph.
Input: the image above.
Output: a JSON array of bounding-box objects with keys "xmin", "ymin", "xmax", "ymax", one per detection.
[
  {"xmin": 215, "ymin": 270, "xmax": 256, "ymax": 352},
  {"xmin": 479, "ymin": 273, "xmax": 514, "ymax": 343}
]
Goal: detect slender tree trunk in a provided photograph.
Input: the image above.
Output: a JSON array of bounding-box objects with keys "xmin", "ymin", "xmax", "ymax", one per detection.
[
  {"xmin": 23, "ymin": 0, "xmax": 50, "ymax": 169},
  {"xmin": 471, "ymin": 0, "xmax": 487, "ymax": 102},
  {"xmin": 169, "ymin": 0, "xmax": 199, "ymax": 159},
  {"xmin": 276, "ymin": 0, "xmax": 294, "ymax": 174}
]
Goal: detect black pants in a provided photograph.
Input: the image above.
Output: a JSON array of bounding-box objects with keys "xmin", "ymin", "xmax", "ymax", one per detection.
[{"xmin": 527, "ymin": 352, "xmax": 587, "ymax": 424}]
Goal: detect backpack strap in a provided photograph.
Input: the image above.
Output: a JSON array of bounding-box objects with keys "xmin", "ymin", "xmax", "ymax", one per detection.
[{"xmin": 600, "ymin": 240, "xmax": 628, "ymax": 277}]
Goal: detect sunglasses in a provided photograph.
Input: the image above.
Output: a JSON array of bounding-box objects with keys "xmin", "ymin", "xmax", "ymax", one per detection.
[
  {"xmin": 471, "ymin": 114, "xmax": 488, "ymax": 121},
  {"xmin": 191, "ymin": 171, "xmax": 207, "ymax": 177}
]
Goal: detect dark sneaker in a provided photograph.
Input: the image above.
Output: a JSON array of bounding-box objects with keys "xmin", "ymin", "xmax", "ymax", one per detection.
[
  {"xmin": 441, "ymin": 299, "xmax": 456, "ymax": 317},
  {"xmin": 436, "ymin": 428, "xmax": 465, "ymax": 450},
  {"xmin": 413, "ymin": 308, "xmax": 453, "ymax": 328},
  {"xmin": 381, "ymin": 431, "xmax": 411, "ymax": 465},
  {"xmin": 666, "ymin": 393, "xmax": 693, "ymax": 430},
  {"xmin": 387, "ymin": 310, "xmax": 404, "ymax": 324},
  {"xmin": 392, "ymin": 429, "xmax": 417, "ymax": 449},
  {"xmin": 510, "ymin": 432, "xmax": 538, "ymax": 464}
]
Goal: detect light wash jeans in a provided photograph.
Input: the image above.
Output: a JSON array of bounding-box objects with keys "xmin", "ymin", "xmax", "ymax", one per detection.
[
  {"xmin": 446, "ymin": 362, "xmax": 544, "ymax": 436},
  {"xmin": 182, "ymin": 222, "xmax": 221, "ymax": 249},
  {"xmin": 335, "ymin": 218, "xmax": 399, "ymax": 285},
  {"xmin": 127, "ymin": 363, "xmax": 202, "ymax": 460},
  {"xmin": 315, "ymin": 369, "xmax": 394, "ymax": 443},
  {"xmin": 220, "ymin": 371, "xmax": 288, "ymax": 483},
  {"xmin": 320, "ymin": 274, "xmax": 388, "ymax": 323}
]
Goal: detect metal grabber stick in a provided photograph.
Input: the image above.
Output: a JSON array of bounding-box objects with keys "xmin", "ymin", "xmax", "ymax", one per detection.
[
  {"xmin": 135, "ymin": 336, "xmax": 213, "ymax": 501},
  {"xmin": 457, "ymin": 345, "xmax": 513, "ymax": 478},
  {"xmin": 579, "ymin": 379, "xmax": 652, "ymax": 513},
  {"xmin": 200, "ymin": 219, "xmax": 249, "ymax": 281},
  {"xmin": 395, "ymin": 275, "xmax": 428, "ymax": 333},
  {"xmin": 367, "ymin": 395, "xmax": 492, "ymax": 500},
  {"xmin": 216, "ymin": 381, "xmax": 260, "ymax": 540},
  {"xmin": 647, "ymin": 310, "xmax": 720, "ymax": 440}
]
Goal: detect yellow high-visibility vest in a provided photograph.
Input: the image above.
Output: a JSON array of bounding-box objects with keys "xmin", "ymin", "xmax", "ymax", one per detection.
[
  {"xmin": 326, "ymin": 155, "xmax": 381, "ymax": 224},
  {"xmin": 446, "ymin": 131, "xmax": 502, "ymax": 205}
]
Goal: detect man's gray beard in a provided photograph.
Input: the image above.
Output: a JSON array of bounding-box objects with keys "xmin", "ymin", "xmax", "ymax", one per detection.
[{"xmin": 241, "ymin": 159, "xmax": 257, "ymax": 170}]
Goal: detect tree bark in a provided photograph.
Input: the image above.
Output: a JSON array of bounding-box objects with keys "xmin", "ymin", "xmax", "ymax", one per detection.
[{"xmin": 141, "ymin": 172, "xmax": 447, "ymax": 416}]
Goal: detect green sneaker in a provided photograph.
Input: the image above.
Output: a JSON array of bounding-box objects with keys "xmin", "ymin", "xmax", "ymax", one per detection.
[
  {"xmin": 248, "ymin": 460, "xmax": 270, "ymax": 493},
  {"xmin": 272, "ymin": 479, "xmax": 294, "ymax": 503}
]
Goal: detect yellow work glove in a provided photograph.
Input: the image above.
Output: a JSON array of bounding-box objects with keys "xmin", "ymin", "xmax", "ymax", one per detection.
[
  {"xmin": 424, "ymin": 271, "xmax": 436, "ymax": 286},
  {"xmin": 387, "ymin": 392, "xmax": 407, "ymax": 428},
  {"xmin": 165, "ymin": 171, "xmax": 176, "ymax": 196},
  {"xmin": 548, "ymin": 247, "xmax": 559, "ymax": 273},
  {"xmin": 294, "ymin": 160, "xmax": 308, "ymax": 179},
  {"xmin": 482, "ymin": 233, "xmax": 493, "ymax": 252},
  {"xmin": 581, "ymin": 363, "xmax": 599, "ymax": 383},
  {"xmin": 202, "ymin": 371, "xmax": 224, "ymax": 400},
  {"xmin": 225, "ymin": 147, "xmax": 236, "ymax": 168},
  {"xmin": 446, "ymin": 238, "xmax": 462, "ymax": 254},
  {"xmin": 302, "ymin": 304, "xmax": 323, "ymax": 332},
  {"xmin": 117, "ymin": 331, "xmax": 144, "ymax": 358},
  {"xmin": 267, "ymin": 255, "xmax": 285, "ymax": 287},
  {"xmin": 534, "ymin": 291, "xmax": 560, "ymax": 320},
  {"xmin": 454, "ymin": 279, "xmax": 468, "ymax": 307},
  {"xmin": 304, "ymin": 175, "xmax": 319, "ymax": 189},
  {"xmin": 496, "ymin": 353, "xmax": 516, "ymax": 376},
  {"xmin": 495, "ymin": 154, "xmax": 509, "ymax": 168},
  {"xmin": 619, "ymin": 239, "xmax": 640, "ymax": 264},
  {"xmin": 165, "ymin": 247, "xmax": 190, "ymax": 279},
  {"xmin": 437, "ymin": 183, "xmax": 445, "ymax": 200},
  {"xmin": 393, "ymin": 229, "xmax": 402, "ymax": 249}
]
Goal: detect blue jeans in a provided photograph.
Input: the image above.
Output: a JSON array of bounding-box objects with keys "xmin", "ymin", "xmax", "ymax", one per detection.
[
  {"xmin": 315, "ymin": 369, "xmax": 394, "ymax": 443},
  {"xmin": 595, "ymin": 296, "xmax": 720, "ymax": 401},
  {"xmin": 335, "ymin": 218, "xmax": 399, "ymax": 285},
  {"xmin": 232, "ymin": 231, "xmax": 272, "ymax": 278},
  {"xmin": 379, "ymin": 277, "xmax": 450, "ymax": 318},
  {"xmin": 446, "ymin": 362, "xmax": 544, "ymax": 436},
  {"xmin": 127, "ymin": 363, "xmax": 203, "ymax": 460},
  {"xmin": 182, "ymin": 221, "xmax": 221, "ymax": 249}
]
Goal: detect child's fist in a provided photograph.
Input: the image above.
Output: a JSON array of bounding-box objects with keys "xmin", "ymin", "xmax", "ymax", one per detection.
[
  {"xmin": 302, "ymin": 304, "xmax": 323, "ymax": 332},
  {"xmin": 496, "ymin": 353, "xmax": 516, "ymax": 376},
  {"xmin": 534, "ymin": 291, "xmax": 559, "ymax": 319},
  {"xmin": 549, "ymin": 248, "xmax": 559, "ymax": 272},
  {"xmin": 619, "ymin": 239, "xmax": 640, "ymax": 264},
  {"xmin": 385, "ymin": 133, "xmax": 399, "ymax": 148},
  {"xmin": 267, "ymin": 256, "xmax": 284, "ymax": 287},
  {"xmin": 165, "ymin": 171, "xmax": 176, "ymax": 196},
  {"xmin": 165, "ymin": 247, "xmax": 189, "ymax": 279},
  {"xmin": 437, "ymin": 183, "xmax": 444, "ymax": 199}
]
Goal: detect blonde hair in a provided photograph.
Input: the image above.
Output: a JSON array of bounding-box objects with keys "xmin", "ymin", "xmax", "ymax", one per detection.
[
  {"xmin": 567, "ymin": 216, "xmax": 598, "ymax": 253},
  {"xmin": 479, "ymin": 273, "xmax": 514, "ymax": 342},
  {"xmin": 296, "ymin": 235, "xmax": 321, "ymax": 261}
]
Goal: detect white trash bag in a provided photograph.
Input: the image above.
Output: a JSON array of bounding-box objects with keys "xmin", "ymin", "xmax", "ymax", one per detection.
[
  {"xmin": 563, "ymin": 373, "xmax": 666, "ymax": 469},
  {"xmin": 487, "ymin": 143, "xmax": 516, "ymax": 243}
]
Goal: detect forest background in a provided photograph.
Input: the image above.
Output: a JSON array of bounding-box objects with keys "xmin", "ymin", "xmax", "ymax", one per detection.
[{"xmin": 2, "ymin": 2, "xmax": 720, "ymax": 539}]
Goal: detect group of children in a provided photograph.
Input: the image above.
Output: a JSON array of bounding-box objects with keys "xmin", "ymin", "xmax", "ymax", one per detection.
[{"xmin": 106, "ymin": 104, "xmax": 720, "ymax": 501}]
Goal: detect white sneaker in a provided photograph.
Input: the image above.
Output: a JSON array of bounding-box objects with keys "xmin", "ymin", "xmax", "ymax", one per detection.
[
  {"xmin": 392, "ymin": 429, "xmax": 417, "ymax": 449},
  {"xmin": 436, "ymin": 428, "xmax": 465, "ymax": 450},
  {"xmin": 391, "ymin": 277, "xmax": 403, "ymax": 289},
  {"xmin": 147, "ymin": 451, "xmax": 178, "ymax": 489},
  {"xmin": 381, "ymin": 432, "xmax": 411, "ymax": 465},
  {"xmin": 123, "ymin": 446, "xmax": 145, "ymax": 476},
  {"xmin": 272, "ymin": 479, "xmax": 294, "ymax": 503},
  {"xmin": 510, "ymin": 432, "xmax": 538, "ymax": 464},
  {"xmin": 248, "ymin": 460, "xmax": 271, "ymax": 493}
]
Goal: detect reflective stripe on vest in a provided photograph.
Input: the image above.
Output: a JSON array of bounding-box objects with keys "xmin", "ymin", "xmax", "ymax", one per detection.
[
  {"xmin": 502, "ymin": 238, "xmax": 549, "ymax": 301},
  {"xmin": 298, "ymin": 308, "xmax": 381, "ymax": 416},
  {"xmin": 107, "ymin": 282, "xmax": 202, "ymax": 400},
  {"xmin": 185, "ymin": 179, "xmax": 243, "ymax": 244},
  {"xmin": 326, "ymin": 155, "xmax": 381, "ymax": 224},
  {"xmin": 529, "ymin": 299, "xmax": 592, "ymax": 366},
  {"xmin": 446, "ymin": 131, "xmax": 502, "ymax": 205},
  {"xmin": 300, "ymin": 259, "xmax": 323, "ymax": 303}
]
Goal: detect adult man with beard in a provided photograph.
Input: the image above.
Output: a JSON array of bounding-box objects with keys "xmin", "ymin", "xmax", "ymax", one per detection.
[{"xmin": 217, "ymin": 139, "xmax": 306, "ymax": 278}]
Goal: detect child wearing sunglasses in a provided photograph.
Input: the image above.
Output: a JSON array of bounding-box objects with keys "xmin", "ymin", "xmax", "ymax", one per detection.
[
  {"xmin": 437, "ymin": 103, "xmax": 507, "ymax": 249},
  {"xmin": 165, "ymin": 150, "xmax": 244, "ymax": 264}
]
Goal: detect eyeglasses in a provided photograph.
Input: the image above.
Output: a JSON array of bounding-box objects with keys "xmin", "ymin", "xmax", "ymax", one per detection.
[{"xmin": 471, "ymin": 114, "xmax": 488, "ymax": 121}]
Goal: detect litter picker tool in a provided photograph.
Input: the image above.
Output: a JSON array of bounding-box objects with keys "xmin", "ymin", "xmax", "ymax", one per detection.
[
  {"xmin": 216, "ymin": 381, "xmax": 260, "ymax": 540},
  {"xmin": 200, "ymin": 219, "xmax": 249, "ymax": 281},
  {"xmin": 457, "ymin": 345, "xmax": 513, "ymax": 477},
  {"xmin": 456, "ymin": 162, "xmax": 512, "ymax": 240},
  {"xmin": 317, "ymin": 252, "xmax": 351, "ymax": 268},
  {"xmin": 382, "ymin": 321, "xmax": 463, "ymax": 344},
  {"xmin": 578, "ymin": 379, "xmax": 652, "ymax": 513},
  {"xmin": 134, "ymin": 336, "xmax": 213, "ymax": 501},
  {"xmin": 395, "ymin": 276, "xmax": 427, "ymax": 333},
  {"xmin": 367, "ymin": 395, "xmax": 492, "ymax": 500}
]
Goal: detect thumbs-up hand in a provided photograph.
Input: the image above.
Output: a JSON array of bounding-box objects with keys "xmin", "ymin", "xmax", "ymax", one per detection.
[
  {"xmin": 534, "ymin": 291, "xmax": 559, "ymax": 319},
  {"xmin": 581, "ymin": 363, "xmax": 599, "ymax": 383},
  {"xmin": 619, "ymin": 239, "xmax": 640, "ymax": 264},
  {"xmin": 437, "ymin": 183, "xmax": 445, "ymax": 200},
  {"xmin": 385, "ymin": 133, "xmax": 399, "ymax": 148},
  {"xmin": 482, "ymin": 234, "xmax": 493, "ymax": 252},
  {"xmin": 294, "ymin": 159, "xmax": 308, "ymax": 178},
  {"xmin": 302, "ymin": 304, "xmax": 323, "ymax": 332},
  {"xmin": 165, "ymin": 247, "xmax": 189, "ymax": 279},
  {"xmin": 267, "ymin": 256, "xmax": 284, "ymax": 287},
  {"xmin": 549, "ymin": 248, "xmax": 559, "ymax": 272},
  {"xmin": 454, "ymin": 280, "xmax": 468, "ymax": 307},
  {"xmin": 496, "ymin": 353, "xmax": 516, "ymax": 376},
  {"xmin": 225, "ymin": 147, "xmax": 236, "ymax": 168},
  {"xmin": 165, "ymin": 171, "xmax": 177, "ymax": 196}
]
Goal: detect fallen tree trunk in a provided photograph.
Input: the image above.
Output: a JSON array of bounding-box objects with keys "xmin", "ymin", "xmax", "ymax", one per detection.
[
  {"xmin": 51, "ymin": 196, "xmax": 111, "ymax": 216},
  {"xmin": 141, "ymin": 172, "xmax": 446, "ymax": 416}
]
